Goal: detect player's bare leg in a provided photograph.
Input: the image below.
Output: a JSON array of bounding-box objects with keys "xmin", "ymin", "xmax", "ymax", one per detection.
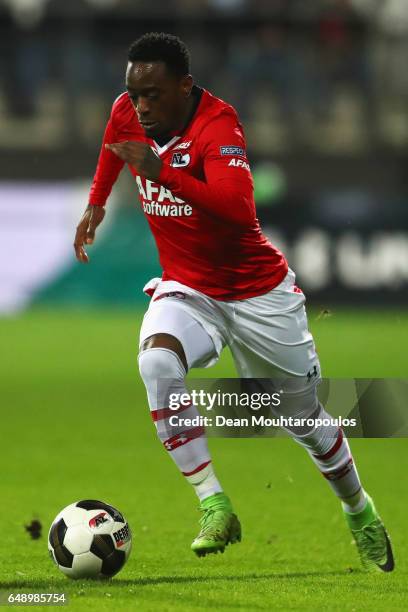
[{"xmin": 138, "ymin": 331, "xmax": 241, "ymax": 556}]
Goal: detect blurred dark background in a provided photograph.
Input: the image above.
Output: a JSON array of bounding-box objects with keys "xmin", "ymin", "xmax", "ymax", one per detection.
[{"xmin": 0, "ymin": 0, "xmax": 407, "ymax": 311}]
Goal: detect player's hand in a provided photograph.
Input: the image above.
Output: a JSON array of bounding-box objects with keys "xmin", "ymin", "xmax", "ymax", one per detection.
[
  {"xmin": 74, "ymin": 205, "xmax": 106, "ymax": 263},
  {"xmin": 105, "ymin": 141, "xmax": 162, "ymax": 181}
]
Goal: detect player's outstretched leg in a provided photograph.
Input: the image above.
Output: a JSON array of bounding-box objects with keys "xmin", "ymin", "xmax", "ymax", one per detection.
[
  {"xmin": 138, "ymin": 341, "xmax": 241, "ymax": 556},
  {"xmin": 291, "ymin": 399, "xmax": 394, "ymax": 572}
]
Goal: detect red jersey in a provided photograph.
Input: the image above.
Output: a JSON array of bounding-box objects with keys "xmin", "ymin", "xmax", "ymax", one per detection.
[{"xmin": 89, "ymin": 87, "xmax": 288, "ymax": 300}]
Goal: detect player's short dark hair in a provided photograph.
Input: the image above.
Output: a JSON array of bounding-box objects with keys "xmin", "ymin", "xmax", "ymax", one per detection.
[{"xmin": 128, "ymin": 33, "xmax": 190, "ymax": 77}]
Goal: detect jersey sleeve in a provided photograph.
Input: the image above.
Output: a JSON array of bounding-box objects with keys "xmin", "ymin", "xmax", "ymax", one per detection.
[
  {"xmin": 157, "ymin": 112, "xmax": 256, "ymax": 226},
  {"xmin": 88, "ymin": 108, "xmax": 125, "ymax": 206}
]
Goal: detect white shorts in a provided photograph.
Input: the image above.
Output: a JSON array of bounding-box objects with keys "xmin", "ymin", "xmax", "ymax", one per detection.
[{"xmin": 139, "ymin": 269, "xmax": 321, "ymax": 390}]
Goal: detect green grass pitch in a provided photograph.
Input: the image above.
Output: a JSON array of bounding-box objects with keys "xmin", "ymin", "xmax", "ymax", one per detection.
[{"xmin": 0, "ymin": 307, "xmax": 407, "ymax": 611}]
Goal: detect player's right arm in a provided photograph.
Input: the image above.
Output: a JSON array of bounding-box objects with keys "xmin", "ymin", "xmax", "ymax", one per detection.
[{"xmin": 74, "ymin": 106, "xmax": 125, "ymax": 263}]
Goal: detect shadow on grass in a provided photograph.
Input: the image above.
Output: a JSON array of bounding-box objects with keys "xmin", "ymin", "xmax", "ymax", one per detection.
[{"xmin": 0, "ymin": 569, "xmax": 363, "ymax": 590}]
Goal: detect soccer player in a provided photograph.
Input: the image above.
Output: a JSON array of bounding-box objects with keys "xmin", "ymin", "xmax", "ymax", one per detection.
[{"xmin": 74, "ymin": 33, "xmax": 394, "ymax": 571}]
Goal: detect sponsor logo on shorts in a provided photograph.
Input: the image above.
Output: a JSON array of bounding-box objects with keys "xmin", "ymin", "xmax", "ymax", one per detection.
[
  {"xmin": 220, "ymin": 146, "xmax": 246, "ymax": 157},
  {"xmin": 307, "ymin": 365, "xmax": 319, "ymax": 381},
  {"xmin": 113, "ymin": 523, "xmax": 131, "ymax": 548}
]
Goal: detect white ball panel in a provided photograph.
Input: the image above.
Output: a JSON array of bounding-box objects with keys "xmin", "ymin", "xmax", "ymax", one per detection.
[
  {"xmin": 57, "ymin": 565, "xmax": 76, "ymax": 578},
  {"xmin": 52, "ymin": 503, "xmax": 88, "ymax": 528},
  {"xmin": 63, "ymin": 525, "xmax": 93, "ymax": 555},
  {"xmin": 70, "ymin": 552, "xmax": 103, "ymax": 579}
]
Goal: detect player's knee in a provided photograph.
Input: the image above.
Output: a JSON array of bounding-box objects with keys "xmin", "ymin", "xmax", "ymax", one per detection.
[
  {"xmin": 140, "ymin": 333, "xmax": 188, "ymax": 370},
  {"xmin": 138, "ymin": 347, "xmax": 186, "ymax": 383}
]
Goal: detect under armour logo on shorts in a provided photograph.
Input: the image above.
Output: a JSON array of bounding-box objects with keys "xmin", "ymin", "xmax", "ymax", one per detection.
[{"xmin": 307, "ymin": 365, "xmax": 319, "ymax": 381}]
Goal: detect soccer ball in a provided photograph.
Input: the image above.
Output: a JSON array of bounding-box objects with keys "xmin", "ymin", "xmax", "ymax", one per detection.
[{"xmin": 48, "ymin": 499, "xmax": 132, "ymax": 579}]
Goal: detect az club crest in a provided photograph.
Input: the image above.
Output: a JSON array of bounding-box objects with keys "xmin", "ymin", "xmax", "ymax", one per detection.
[
  {"xmin": 171, "ymin": 152, "xmax": 190, "ymax": 168},
  {"xmin": 88, "ymin": 512, "xmax": 110, "ymax": 529}
]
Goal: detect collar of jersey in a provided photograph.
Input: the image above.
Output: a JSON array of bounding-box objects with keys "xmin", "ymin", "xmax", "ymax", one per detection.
[{"xmin": 152, "ymin": 135, "xmax": 181, "ymax": 157}]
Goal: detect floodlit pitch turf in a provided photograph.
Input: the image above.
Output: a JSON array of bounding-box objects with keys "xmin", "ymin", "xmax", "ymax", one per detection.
[{"xmin": 0, "ymin": 308, "xmax": 407, "ymax": 611}]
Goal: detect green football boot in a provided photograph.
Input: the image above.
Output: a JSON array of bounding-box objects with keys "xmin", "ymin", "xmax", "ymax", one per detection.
[
  {"xmin": 345, "ymin": 494, "xmax": 394, "ymax": 572},
  {"xmin": 191, "ymin": 493, "xmax": 241, "ymax": 557}
]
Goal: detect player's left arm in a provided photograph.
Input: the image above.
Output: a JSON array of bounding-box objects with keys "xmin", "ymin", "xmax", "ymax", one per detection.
[
  {"xmin": 158, "ymin": 112, "xmax": 256, "ymax": 226},
  {"xmin": 107, "ymin": 112, "xmax": 256, "ymax": 227}
]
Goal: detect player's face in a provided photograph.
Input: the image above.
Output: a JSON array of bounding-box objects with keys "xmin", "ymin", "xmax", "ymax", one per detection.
[{"xmin": 126, "ymin": 61, "xmax": 192, "ymax": 138}]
